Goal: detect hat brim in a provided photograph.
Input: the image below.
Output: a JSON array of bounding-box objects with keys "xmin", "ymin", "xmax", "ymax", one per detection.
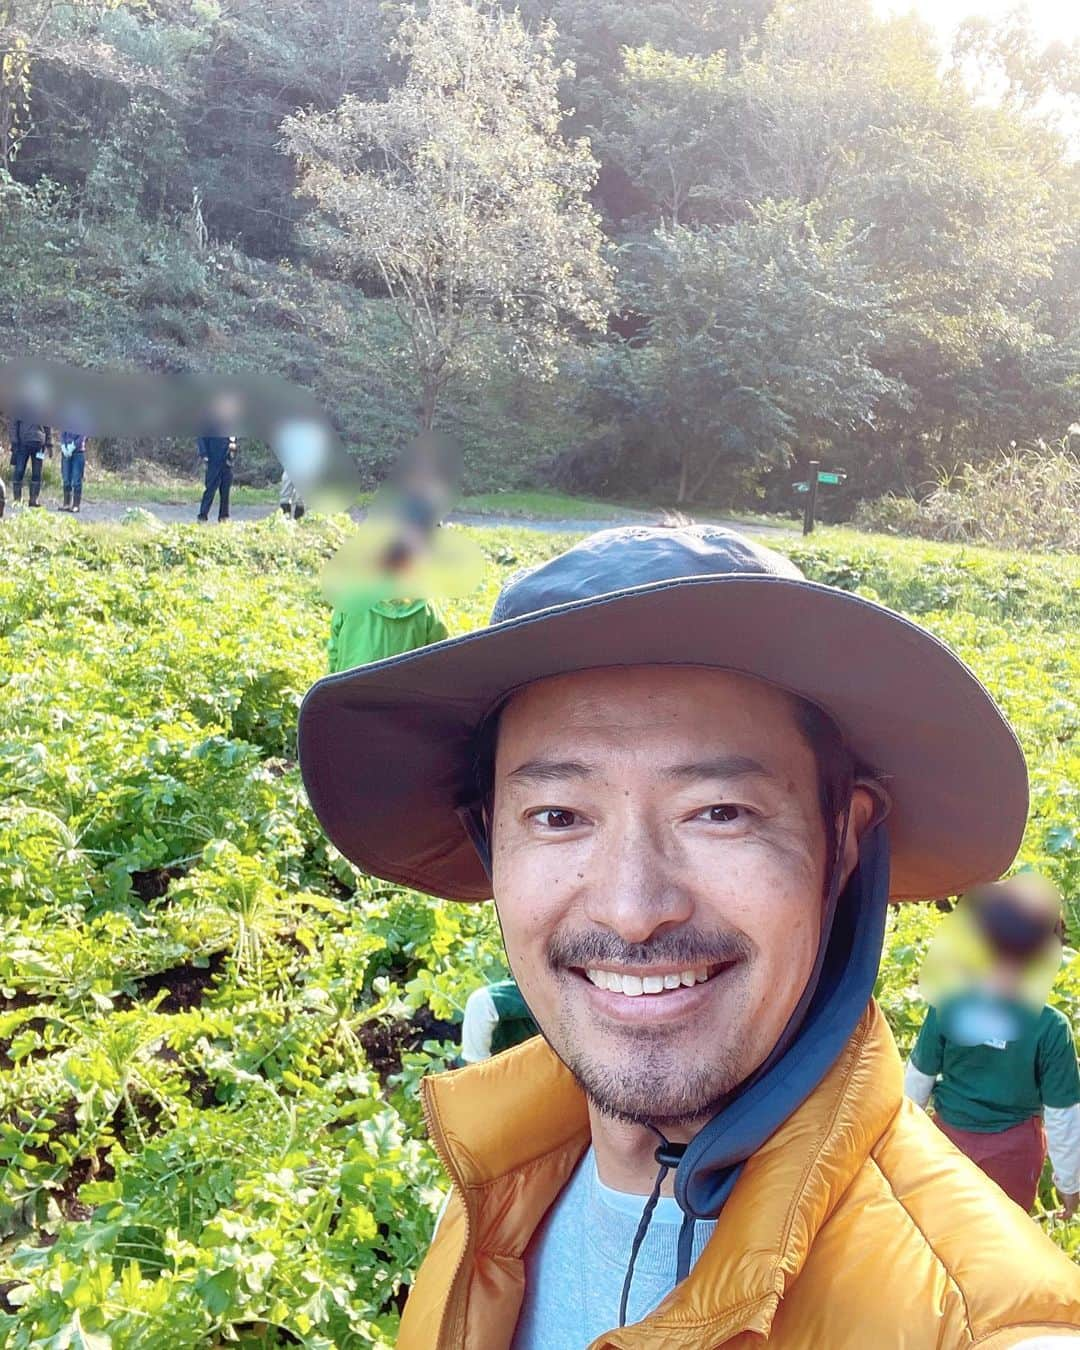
[{"xmin": 297, "ymin": 575, "xmax": 1028, "ymax": 902}]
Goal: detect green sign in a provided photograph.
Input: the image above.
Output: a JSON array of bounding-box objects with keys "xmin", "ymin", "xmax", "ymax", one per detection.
[{"xmin": 817, "ymin": 471, "xmax": 842, "ymax": 485}]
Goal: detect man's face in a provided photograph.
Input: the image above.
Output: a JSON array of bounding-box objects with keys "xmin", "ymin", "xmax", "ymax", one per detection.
[{"xmin": 491, "ymin": 666, "xmax": 845, "ymax": 1128}]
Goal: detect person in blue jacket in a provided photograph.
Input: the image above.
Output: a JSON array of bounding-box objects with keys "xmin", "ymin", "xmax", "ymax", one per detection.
[
  {"xmin": 196, "ymin": 429, "xmax": 236, "ymax": 522},
  {"xmin": 57, "ymin": 431, "xmax": 87, "ymax": 513}
]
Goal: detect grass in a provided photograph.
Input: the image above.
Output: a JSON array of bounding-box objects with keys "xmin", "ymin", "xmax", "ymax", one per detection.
[
  {"xmin": 91, "ymin": 472, "xmax": 282, "ymax": 506},
  {"xmin": 63, "ymin": 476, "xmax": 635, "ymax": 519},
  {"xmin": 44, "ymin": 470, "xmax": 803, "ymax": 530}
]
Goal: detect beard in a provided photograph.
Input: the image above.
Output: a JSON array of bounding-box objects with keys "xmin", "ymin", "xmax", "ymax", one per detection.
[
  {"xmin": 558, "ymin": 1026, "xmax": 748, "ymax": 1127},
  {"xmin": 544, "ymin": 923, "xmax": 756, "ymax": 1127}
]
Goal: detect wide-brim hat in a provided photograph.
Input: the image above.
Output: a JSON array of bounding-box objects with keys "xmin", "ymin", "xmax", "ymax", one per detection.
[{"xmin": 298, "ymin": 525, "xmax": 1028, "ymax": 903}]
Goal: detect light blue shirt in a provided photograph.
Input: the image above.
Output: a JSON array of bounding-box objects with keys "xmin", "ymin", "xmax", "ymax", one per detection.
[{"xmin": 510, "ymin": 1147, "xmax": 717, "ymax": 1350}]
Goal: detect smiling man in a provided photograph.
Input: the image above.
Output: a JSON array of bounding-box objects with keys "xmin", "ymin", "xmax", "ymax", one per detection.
[{"xmin": 298, "ymin": 525, "xmax": 1080, "ymax": 1349}]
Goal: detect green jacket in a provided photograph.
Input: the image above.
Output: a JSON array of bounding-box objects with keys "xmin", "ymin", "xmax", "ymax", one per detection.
[{"xmin": 327, "ymin": 596, "xmax": 449, "ymax": 674}]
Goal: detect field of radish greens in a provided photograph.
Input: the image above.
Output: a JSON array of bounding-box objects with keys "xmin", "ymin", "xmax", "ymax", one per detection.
[{"xmin": 1, "ymin": 511, "xmax": 1079, "ymax": 1347}]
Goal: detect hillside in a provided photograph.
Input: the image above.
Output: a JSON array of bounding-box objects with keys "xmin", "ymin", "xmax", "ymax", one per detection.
[{"xmin": 0, "ymin": 200, "xmax": 586, "ymax": 493}]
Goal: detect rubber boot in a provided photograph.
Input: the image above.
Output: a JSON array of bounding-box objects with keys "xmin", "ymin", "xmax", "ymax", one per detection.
[
  {"xmin": 72, "ymin": 487, "xmax": 82, "ymax": 514},
  {"xmin": 13, "ymin": 479, "xmax": 22, "ymax": 503},
  {"xmin": 28, "ymin": 482, "xmax": 41, "ymax": 508},
  {"xmin": 293, "ymin": 503, "xmax": 306, "ymax": 521},
  {"xmin": 59, "ymin": 486, "xmax": 72, "ymax": 512},
  {"xmin": 280, "ymin": 502, "xmax": 291, "ymax": 515}
]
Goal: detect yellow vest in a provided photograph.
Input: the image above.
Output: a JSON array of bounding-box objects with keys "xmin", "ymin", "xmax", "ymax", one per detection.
[{"xmin": 400, "ymin": 1002, "xmax": 1080, "ymax": 1349}]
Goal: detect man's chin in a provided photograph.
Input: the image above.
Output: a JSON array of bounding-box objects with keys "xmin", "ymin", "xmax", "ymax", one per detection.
[{"xmin": 561, "ymin": 1045, "xmax": 748, "ymax": 1129}]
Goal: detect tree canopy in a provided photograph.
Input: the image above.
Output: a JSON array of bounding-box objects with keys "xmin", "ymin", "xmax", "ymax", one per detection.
[{"xmin": 1, "ymin": 0, "xmax": 1077, "ymax": 505}]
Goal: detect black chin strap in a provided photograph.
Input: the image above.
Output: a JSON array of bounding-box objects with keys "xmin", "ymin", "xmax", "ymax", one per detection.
[
  {"xmin": 617, "ymin": 1126, "xmax": 686, "ymax": 1328},
  {"xmin": 455, "ymin": 801, "xmax": 492, "ymax": 877}
]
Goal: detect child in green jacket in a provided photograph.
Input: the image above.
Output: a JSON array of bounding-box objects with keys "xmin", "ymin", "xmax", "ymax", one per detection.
[
  {"xmin": 325, "ymin": 506, "xmax": 451, "ymax": 673},
  {"xmin": 327, "ymin": 593, "xmax": 448, "ymax": 673}
]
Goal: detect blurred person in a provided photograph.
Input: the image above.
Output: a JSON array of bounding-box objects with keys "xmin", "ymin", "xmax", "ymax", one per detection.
[
  {"xmin": 459, "ymin": 977, "xmax": 539, "ymax": 1066},
  {"xmin": 905, "ymin": 874, "xmax": 1080, "ymax": 1215},
  {"xmin": 324, "ymin": 463, "xmax": 456, "ymax": 673},
  {"xmin": 325, "ymin": 529, "xmax": 449, "ymax": 673},
  {"xmin": 196, "ymin": 428, "xmax": 236, "ymax": 523},
  {"xmin": 57, "ymin": 430, "xmax": 87, "ymax": 513},
  {"xmin": 279, "ymin": 469, "xmax": 306, "ymax": 521},
  {"xmin": 9, "ymin": 417, "xmax": 52, "ymax": 507}
]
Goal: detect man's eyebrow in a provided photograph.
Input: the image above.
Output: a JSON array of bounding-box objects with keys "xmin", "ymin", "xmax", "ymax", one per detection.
[
  {"xmin": 505, "ymin": 758, "xmax": 593, "ymax": 785},
  {"xmin": 663, "ymin": 755, "xmax": 774, "ymax": 782},
  {"xmin": 504, "ymin": 755, "xmax": 775, "ymax": 786}
]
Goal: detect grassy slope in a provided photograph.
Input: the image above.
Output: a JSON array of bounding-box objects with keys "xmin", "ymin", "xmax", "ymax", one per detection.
[{"xmin": 0, "ymin": 210, "xmax": 588, "ymax": 494}]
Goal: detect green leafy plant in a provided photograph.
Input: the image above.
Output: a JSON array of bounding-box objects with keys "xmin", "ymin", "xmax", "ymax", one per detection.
[{"xmin": 2, "ymin": 512, "xmax": 1078, "ymax": 1348}]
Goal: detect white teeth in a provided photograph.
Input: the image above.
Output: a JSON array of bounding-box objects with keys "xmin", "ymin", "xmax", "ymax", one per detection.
[{"xmin": 585, "ymin": 967, "xmax": 717, "ymax": 995}]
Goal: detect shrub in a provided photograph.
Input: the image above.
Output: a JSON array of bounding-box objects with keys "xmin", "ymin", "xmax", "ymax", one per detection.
[{"xmin": 855, "ymin": 444, "xmax": 1080, "ymax": 552}]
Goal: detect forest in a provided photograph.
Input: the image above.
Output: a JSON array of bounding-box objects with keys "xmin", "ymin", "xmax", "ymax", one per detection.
[{"xmin": 0, "ymin": 0, "xmax": 1077, "ymax": 508}]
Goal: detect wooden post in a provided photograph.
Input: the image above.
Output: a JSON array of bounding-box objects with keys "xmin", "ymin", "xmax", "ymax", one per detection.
[{"xmin": 803, "ymin": 460, "xmax": 820, "ymax": 536}]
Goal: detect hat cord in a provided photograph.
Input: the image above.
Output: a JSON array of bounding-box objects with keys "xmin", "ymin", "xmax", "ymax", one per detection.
[{"xmin": 617, "ymin": 1126, "xmax": 686, "ymax": 1328}]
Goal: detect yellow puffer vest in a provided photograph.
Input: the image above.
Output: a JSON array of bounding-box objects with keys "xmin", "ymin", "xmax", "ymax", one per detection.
[{"xmin": 400, "ymin": 1001, "xmax": 1080, "ymax": 1349}]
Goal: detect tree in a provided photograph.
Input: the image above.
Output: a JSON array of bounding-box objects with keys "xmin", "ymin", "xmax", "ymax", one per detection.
[
  {"xmin": 595, "ymin": 0, "xmax": 1080, "ymax": 498},
  {"xmin": 601, "ymin": 46, "xmax": 729, "ymax": 228},
  {"xmin": 952, "ymin": 6, "xmax": 1080, "ymax": 113},
  {"xmin": 0, "ymin": 0, "xmax": 154, "ymax": 173},
  {"xmin": 588, "ymin": 202, "xmax": 899, "ymax": 503},
  {"xmin": 281, "ymin": 0, "xmax": 613, "ymax": 430}
]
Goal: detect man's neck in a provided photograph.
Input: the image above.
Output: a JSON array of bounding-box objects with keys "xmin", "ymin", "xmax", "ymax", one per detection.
[{"xmin": 587, "ymin": 1101, "xmax": 706, "ymax": 1197}]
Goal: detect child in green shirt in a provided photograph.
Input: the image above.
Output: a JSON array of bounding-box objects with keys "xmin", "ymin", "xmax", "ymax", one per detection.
[
  {"xmin": 459, "ymin": 978, "xmax": 539, "ymax": 1064},
  {"xmin": 905, "ymin": 875, "xmax": 1080, "ymax": 1214}
]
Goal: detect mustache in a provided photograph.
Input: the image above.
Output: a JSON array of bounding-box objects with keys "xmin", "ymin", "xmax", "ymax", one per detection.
[{"xmin": 548, "ymin": 926, "xmax": 754, "ymax": 971}]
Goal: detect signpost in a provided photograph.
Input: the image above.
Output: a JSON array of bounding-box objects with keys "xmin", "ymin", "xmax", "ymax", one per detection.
[
  {"xmin": 798, "ymin": 465, "xmax": 845, "ymax": 534},
  {"xmin": 803, "ymin": 460, "xmax": 821, "ymax": 535}
]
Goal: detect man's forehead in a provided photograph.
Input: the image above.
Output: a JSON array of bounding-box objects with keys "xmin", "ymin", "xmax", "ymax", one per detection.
[{"xmin": 496, "ymin": 665, "xmax": 806, "ymax": 750}]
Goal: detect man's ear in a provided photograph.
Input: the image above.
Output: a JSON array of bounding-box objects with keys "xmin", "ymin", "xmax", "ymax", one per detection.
[{"xmin": 837, "ymin": 780, "xmax": 891, "ymax": 891}]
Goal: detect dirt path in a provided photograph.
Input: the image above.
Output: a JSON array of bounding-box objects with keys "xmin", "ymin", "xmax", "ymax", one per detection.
[{"xmin": 30, "ymin": 496, "xmax": 789, "ymax": 537}]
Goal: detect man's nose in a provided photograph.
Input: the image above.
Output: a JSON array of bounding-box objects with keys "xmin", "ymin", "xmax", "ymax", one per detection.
[{"xmin": 582, "ymin": 818, "xmax": 693, "ymax": 944}]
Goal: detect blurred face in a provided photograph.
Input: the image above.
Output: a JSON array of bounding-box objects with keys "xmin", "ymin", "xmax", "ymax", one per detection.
[
  {"xmin": 977, "ymin": 877, "xmax": 1064, "ymax": 1000},
  {"xmin": 491, "ymin": 666, "xmax": 868, "ymax": 1128}
]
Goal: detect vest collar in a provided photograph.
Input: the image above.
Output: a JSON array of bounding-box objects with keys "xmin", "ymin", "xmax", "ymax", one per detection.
[{"xmin": 422, "ymin": 1001, "xmax": 903, "ymax": 1345}]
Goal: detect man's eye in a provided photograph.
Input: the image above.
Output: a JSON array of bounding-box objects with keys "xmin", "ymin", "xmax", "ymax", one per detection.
[
  {"xmin": 703, "ymin": 804, "xmax": 741, "ymax": 822},
  {"xmin": 533, "ymin": 808, "xmax": 579, "ymax": 829}
]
